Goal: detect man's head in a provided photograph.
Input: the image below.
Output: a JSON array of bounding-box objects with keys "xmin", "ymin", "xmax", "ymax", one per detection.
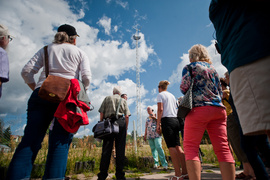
[
  {"xmin": 224, "ymin": 71, "xmax": 230, "ymax": 86},
  {"xmin": 220, "ymin": 78, "xmax": 228, "ymax": 90},
  {"xmin": 147, "ymin": 106, "xmax": 154, "ymax": 115},
  {"xmin": 0, "ymin": 24, "xmax": 12, "ymax": 49},
  {"xmin": 121, "ymin": 94, "xmax": 127, "ymax": 100},
  {"xmin": 113, "ymin": 86, "xmax": 122, "ymax": 95}
]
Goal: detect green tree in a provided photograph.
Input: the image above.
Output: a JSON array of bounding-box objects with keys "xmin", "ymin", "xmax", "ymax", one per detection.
[
  {"xmin": 0, "ymin": 119, "xmax": 3, "ymax": 142},
  {"xmin": 3, "ymin": 126, "xmax": 12, "ymax": 146},
  {"xmin": 201, "ymin": 130, "xmax": 211, "ymax": 144},
  {"xmin": 131, "ymin": 130, "xmax": 138, "ymax": 139}
]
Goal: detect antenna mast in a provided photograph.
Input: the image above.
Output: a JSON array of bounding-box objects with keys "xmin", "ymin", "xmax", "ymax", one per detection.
[{"xmin": 133, "ymin": 29, "xmax": 142, "ymax": 137}]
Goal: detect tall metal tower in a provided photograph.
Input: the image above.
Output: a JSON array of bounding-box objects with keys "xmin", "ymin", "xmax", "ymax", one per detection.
[{"xmin": 133, "ymin": 29, "xmax": 142, "ymax": 137}]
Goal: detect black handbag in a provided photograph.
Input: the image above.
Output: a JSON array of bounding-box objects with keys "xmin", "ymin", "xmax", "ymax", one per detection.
[
  {"xmin": 178, "ymin": 65, "xmax": 194, "ymax": 119},
  {"xmin": 92, "ymin": 98, "xmax": 122, "ymax": 139},
  {"xmin": 92, "ymin": 118, "xmax": 119, "ymax": 139}
]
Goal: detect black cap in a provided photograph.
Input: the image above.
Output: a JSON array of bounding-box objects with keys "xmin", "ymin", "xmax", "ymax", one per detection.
[{"xmin": 57, "ymin": 24, "xmax": 79, "ymax": 37}]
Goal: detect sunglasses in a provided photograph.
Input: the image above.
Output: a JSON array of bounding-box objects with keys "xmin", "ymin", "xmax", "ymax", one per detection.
[
  {"xmin": 8, "ymin": 35, "xmax": 13, "ymax": 42},
  {"xmin": 1, "ymin": 35, "xmax": 12, "ymax": 42}
]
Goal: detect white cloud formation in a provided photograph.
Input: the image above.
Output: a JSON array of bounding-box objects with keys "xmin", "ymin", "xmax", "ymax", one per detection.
[
  {"xmin": 74, "ymin": 127, "xmax": 91, "ymax": 138},
  {"xmin": 97, "ymin": 15, "xmax": 112, "ymax": 36},
  {"xmin": 114, "ymin": 25, "xmax": 118, "ymax": 32},
  {"xmin": 0, "ymin": 0, "xmax": 156, "ymax": 137},
  {"xmin": 169, "ymin": 41, "xmax": 227, "ymax": 88},
  {"xmin": 116, "ymin": 0, "xmax": 129, "ymax": 9},
  {"xmin": 105, "ymin": 0, "xmax": 128, "ymax": 9}
]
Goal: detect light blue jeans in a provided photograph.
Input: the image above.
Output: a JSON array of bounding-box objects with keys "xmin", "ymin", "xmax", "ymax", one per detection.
[{"xmin": 148, "ymin": 137, "xmax": 168, "ymax": 167}]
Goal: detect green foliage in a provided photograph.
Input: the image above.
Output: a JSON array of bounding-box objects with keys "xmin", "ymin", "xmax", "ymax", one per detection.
[
  {"xmin": 201, "ymin": 130, "xmax": 211, "ymax": 144},
  {"xmin": 130, "ymin": 130, "xmax": 138, "ymax": 139},
  {"xmin": 0, "ymin": 133, "xmax": 236, "ymax": 179},
  {"xmin": 0, "ymin": 124, "xmax": 12, "ymax": 146}
]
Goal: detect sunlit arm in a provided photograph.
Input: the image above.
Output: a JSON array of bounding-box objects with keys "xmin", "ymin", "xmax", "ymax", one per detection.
[
  {"xmin": 125, "ymin": 115, "xmax": 129, "ymax": 130},
  {"xmin": 157, "ymin": 102, "xmax": 163, "ymax": 134},
  {"xmin": 27, "ymin": 83, "xmax": 36, "ymax": 91},
  {"xmin": 144, "ymin": 124, "xmax": 147, "ymax": 141}
]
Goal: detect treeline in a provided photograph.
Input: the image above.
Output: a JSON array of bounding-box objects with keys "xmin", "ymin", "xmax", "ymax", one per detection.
[{"xmin": 0, "ymin": 119, "xmax": 12, "ymax": 147}]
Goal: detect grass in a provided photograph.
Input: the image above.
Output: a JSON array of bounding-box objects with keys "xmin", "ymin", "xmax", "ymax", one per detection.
[{"xmin": 0, "ymin": 135, "xmax": 238, "ymax": 179}]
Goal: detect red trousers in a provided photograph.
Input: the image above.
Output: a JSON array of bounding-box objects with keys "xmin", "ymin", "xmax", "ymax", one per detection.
[{"xmin": 183, "ymin": 106, "xmax": 234, "ymax": 163}]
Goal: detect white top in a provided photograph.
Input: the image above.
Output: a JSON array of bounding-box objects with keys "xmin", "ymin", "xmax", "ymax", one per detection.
[
  {"xmin": 157, "ymin": 91, "xmax": 177, "ymax": 118},
  {"xmin": 21, "ymin": 43, "xmax": 92, "ymax": 89}
]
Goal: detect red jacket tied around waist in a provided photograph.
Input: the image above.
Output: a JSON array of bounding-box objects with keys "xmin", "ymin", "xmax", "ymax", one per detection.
[{"xmin": 55, "ymin": 79, "xmax": 90, "ymax": 133}]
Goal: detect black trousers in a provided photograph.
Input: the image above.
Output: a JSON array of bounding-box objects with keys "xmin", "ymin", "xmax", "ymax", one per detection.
[{"xmin": 97, "ymin": 117, "xmax": 127, "ymax": 180}]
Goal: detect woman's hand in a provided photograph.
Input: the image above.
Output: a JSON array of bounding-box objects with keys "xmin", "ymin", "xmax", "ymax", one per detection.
[{"xmin": 157, "ymin": 123, "xmax": 161, "ymax": 134}]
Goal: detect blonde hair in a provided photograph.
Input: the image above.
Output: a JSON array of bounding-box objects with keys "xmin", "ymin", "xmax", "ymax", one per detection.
[
  {"xmin": 53, "ymin": 32, "xmax": 76, "ymax": 44},
  {"xmin": 159, "ymin": 80, "xmax": 170, "ymax": 91},
  {"xmin": 188, "ymin": 44, "xmax": 212, "ymax": 64}
]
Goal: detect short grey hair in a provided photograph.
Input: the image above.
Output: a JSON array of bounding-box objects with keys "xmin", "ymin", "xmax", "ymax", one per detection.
[{"xmin": 113, "ymin": 86, "xmax": 122, "ymax": 95}]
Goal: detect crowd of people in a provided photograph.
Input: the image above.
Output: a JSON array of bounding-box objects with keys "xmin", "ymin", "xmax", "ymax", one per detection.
[{"xmin": 1, "ymin": 1, "xmax": 270, "ymax": 180}]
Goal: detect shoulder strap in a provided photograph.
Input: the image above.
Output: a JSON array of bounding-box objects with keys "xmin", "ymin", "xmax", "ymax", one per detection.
[
  {"xmin": 44, "ymin": 46, "xmax": 49, "ymax": 78},
  {"xmin": 116, "ymin": 97, "xmax": 122, "ymax": 119},
  {"xmin": 187, "ymin": 64, "xmax": 193, "ymax": 79}
]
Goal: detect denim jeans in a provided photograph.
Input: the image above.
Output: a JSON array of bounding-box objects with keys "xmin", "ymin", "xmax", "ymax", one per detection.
[
  {"xmin": 148, "ymin": 137, "xmax": 168, "ymax": 167},
  {"xmin": 6, "ymin": 88, "xmax": 73, "ymax": 180}
]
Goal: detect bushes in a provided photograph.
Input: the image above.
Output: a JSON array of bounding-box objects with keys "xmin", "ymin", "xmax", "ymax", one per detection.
[{"xmin": 0, "ymin": 134, "xmax": 231, "ymax": 179}]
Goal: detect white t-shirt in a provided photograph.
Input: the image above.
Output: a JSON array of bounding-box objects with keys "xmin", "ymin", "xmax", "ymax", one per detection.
[
  {"xmin": 21, "ymin": 43, "xmax": 92, "ymax": 89},
  {"xmin": 157, "ymin": 91, "xmax": 177, "ymax": 118}
]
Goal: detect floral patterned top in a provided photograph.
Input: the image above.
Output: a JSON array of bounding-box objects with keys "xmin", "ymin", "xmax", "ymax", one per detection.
[
  {"xmin": 180, "ymin": 62, "xmax": 225, "ymax": 108},
  {"xmin": 145, "ymin": 117, "xmax": 161, "ymax": 139}
]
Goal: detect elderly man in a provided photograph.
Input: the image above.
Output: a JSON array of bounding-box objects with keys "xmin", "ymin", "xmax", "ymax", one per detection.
[
  {"xmin": 98, "ymin": 86, "xmax": 131, "ymax": 180},
  {"xmin": 0, "ymin": 24, "xmax": 12, "ymax": 98}
]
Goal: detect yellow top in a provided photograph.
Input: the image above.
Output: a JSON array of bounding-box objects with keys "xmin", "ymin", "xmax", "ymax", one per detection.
[{"xmin": 222, "ymin": 89, "xmax": 232, "ymax": 115}]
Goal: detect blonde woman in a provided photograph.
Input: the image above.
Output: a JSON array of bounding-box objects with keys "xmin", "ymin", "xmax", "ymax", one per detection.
[
  {"xmin": 7, "ymin": 24, "xmax": 91, "ymax": 180},
  {"xmin": 157, "ymin": 81, "xmax": 187, "ymax": 180},
  {"xmin": 180, "ymin": 44, "xmax": 235, "ymax": 180}
]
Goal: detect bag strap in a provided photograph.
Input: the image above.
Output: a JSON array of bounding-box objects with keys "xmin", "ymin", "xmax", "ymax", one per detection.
[
  {"xmin": 44, "ymin": 46, "xmax": 49, "ymax": 78},
  {"xmin": 187, "ymin": 64, "xmax": 193, "ymax": 79},
  {"xmin": 116, "ymin": 97, "xmax": 122, "ymax": 119},
  {"xmin": 177, "ymin": 64, "xmax": 194, "ymax": 108}
]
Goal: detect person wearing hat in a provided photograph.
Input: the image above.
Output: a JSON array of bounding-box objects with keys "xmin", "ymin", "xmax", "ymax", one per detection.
[
  {"xmin": 6, "ymin": 24, "xmax": 92, "ymax": 179},
  {"xmin": 0, "ymin": 24, "xmax": 12, "ymax": 98},
  {"xmin": 97, "ymin": 86, "xmax": 131, "ymax": 180}
]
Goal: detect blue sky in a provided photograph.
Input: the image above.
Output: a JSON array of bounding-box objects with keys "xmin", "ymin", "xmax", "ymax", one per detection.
[{"xmin": 0, "ymin": 0, "xmax": 226, "ymax": 137}]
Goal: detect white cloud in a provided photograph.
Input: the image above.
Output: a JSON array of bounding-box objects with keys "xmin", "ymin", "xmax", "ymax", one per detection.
[
  {"xmin": 74, "ymin": 127, "xmax": 91, "ymax": 138},
  {"xmin": 169, "ymin": 41, "xmax": 227, "ymax": 87},
  {"xmin": 206, "ymin": 22, "xmax": 212, "ymax": 28},
  {"xmin": 106, "ymin": 0, "xmax": 112, "ymax": 4},
  {"xmin": 105, "ymin": 0, "xmax": 128, "ymax": 9},
  {"xmin": 97, "ymin": 15, "xmax": 112, "ymax": 36},
  {"xmin": 151, "ymin": 88, "xmax": 157, "ymax": 95},
  {"xmin": 114, "ymin": 25, "xmax": 118, "ymax": 32},
  {"xmin": 14, "ymin": 124, "xmax": 26, "ymax": 135},
  {"xmin": 116, "ymin": 0, "xmax": 128, "ymax": 9}
]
